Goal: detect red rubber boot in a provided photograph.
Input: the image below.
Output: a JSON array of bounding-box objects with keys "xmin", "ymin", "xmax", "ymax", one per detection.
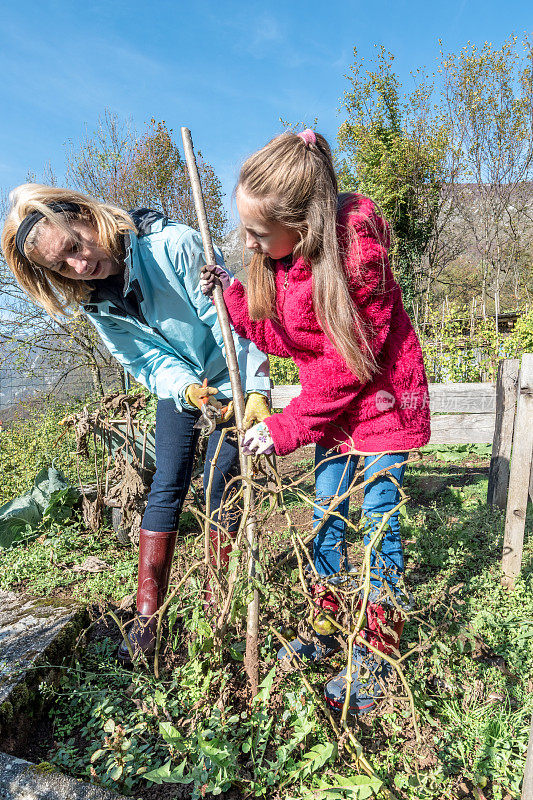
[
  {"xmin": 118, "ymin": 528, "xmax": 177, "ymax": 663},
  {"xmin": 362, "ymin": 597, "xmax": 406, "ymax": 656}
]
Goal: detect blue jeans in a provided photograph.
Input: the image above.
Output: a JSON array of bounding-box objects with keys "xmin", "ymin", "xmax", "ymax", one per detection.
[
  {"xmin": 142, "ymin": 399, "xmax": 239, "ymax": 533},
  {"xmin": 312, "ymin": 447, "xmax": 408, "ymax": 588}
]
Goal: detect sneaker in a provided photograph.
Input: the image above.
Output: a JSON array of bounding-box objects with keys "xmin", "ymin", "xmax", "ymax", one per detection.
[
  {"xmin": 277, "ymin": 631, "xmax": 341, "ymax": 668},
  {"xmin": 324, "ymin": 644, "xmax": 392, "ymax": 714}
]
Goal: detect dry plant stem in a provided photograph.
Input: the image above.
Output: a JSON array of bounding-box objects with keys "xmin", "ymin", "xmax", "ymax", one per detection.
[
  {"xmin": 396, "ymin": 644, "xmax": 425, "ymax": 665},
  {"xmin": 292, "ymin": 532, "xmax": 310, "ymax": 603},
  {"xmin": 339, "ymin": 515, "xmax": 391, "ymax": 723},
  {"xmin": 274, "ymin": 459, "xmax": 407, "ymax": 573},
  {"xmin": 107, "ymin": 609, "xmax": 137, "ymax": 665},
  {"xmin": 153, "ymin": 561, "xmax": 203, "ymax": 678},
  {"xmin": 269, "ymin": 626, "xmax": 399, "ymax": 800},
  {"xmin": 214, "ymin": 485, "xmax": 259, "ymax": 640},
  {"xmin": 338, "ymin": 497, "xmax": 411, "ymax": 723},
  {"xmin": 341, "ymin": 628, "xmax": 358, "ymax": 726},
  {"xmin": 203, "ymin": 428, "xmax": 228, "ymax": 569},
  {"xmin": 354, "ymin": 630, "xmax": 420, "ymax": 741},
  {"xmin": 295, "ymin": 530, "xmax": 320, "ymax": 582},
  {"xmin": 286, "ymin": 490, "xmax": 413, "ymax": 731},
  {"xmin": 263, "ymin": 453, "xmax": 296, "ymax": 532}
]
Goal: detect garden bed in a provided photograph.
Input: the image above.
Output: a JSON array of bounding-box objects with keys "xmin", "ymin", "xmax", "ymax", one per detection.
[{"xmin": 0, "ymin": 436, "xmax": 532, "ymax": 800}]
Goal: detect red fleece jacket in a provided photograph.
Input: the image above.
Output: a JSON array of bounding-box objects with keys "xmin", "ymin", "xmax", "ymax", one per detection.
[{"xmin": 223, "ymin": 194, "xmax": 431, "ymax": 456}]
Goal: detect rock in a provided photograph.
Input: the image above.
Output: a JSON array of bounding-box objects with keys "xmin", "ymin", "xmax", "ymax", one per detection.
[
  {"xmin": 0, "ymin": 752, "xmax": 129, "ymax": 799},
  {"xmin": 0, "ymin": 590, "xmax": 85, "ymax": 737}
]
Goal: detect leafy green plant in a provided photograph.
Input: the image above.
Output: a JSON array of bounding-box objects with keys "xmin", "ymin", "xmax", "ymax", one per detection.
[
  {"xmin": 0, "ymin": 401, "xmax": 97, "ymax": 506},
  {"xmin": 269, "ymin": 355, "xmax": 300, "ymax": 386},
  {"xmin": 418, "ymin": 305, "xmax": 501, "ymax": 382},
  {"xmin": 419, "ymin": 443, "xmax": 492, "ymax": 463},
  {"xmin": 504, "ymin": 307, "xmax": 533, "ymax": 359},
  {"xmin": 48, "ymin": 639, "xmax": 165, "ymax": 793},
  {"xmin": 4, "ymin": 392, "xmax": 532, "ymax": 800}
]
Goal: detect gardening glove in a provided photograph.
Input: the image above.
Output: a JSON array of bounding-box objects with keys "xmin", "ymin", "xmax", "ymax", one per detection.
[
  {"xmin": 200, "ymin": 264, "xmax": 233, "ymax": 296},
  {"xmin": 185, "ymin": 382, "xmax": 222, "ymax": 412},
  {"xmin": 243, "ymin": 392, "xmax": 271, "ymax": 430},
  {"xmin": 220, "ymin": 401, "xmax": 234, "ymax": 424},
  {"xmin": 241, "ymin": 421, "xmax": 275, "ymax": 456}
]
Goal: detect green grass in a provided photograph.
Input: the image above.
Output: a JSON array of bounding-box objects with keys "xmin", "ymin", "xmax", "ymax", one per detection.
[
  {"xmin": 0, "ymin": 516, "xmax": 138, "ymax": 603},
  {"xmin": 0, "ymin": 400, "xmax": 101, "ymax": 507}
]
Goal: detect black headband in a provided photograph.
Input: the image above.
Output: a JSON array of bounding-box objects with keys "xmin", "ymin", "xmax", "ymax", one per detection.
[{"xmin": 15, "ymin": 201, "xmax": 82, "ymax": 259}]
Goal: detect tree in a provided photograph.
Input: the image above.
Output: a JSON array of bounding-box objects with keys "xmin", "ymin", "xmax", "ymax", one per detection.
[
  {"xmin": 337, "ymin": 46, "xmax": 450, "ymax": 309},
  {"xmin": 66, "ymin": 112, "xmax": 227, "ymax": 240},
  {"xmin": 337, "ymin": 38, "xmax": 533, "ymax": 319},
  {"xmin": 438, "ymin": 36, "xmax": 533, "ymax": 320}
]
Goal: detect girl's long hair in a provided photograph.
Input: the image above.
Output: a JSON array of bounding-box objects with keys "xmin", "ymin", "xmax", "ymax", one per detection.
[
  {"xmin": 1, "ymin": 184, "xmax": 135, "ymax": 317},
  {"xmin": 238, "ymin": 132, "xmax": 382, "ymax": 382}
]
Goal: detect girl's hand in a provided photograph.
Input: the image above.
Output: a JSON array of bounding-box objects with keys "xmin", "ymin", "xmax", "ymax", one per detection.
[
  {"xmin": 243, "ymin": 392, "xmax": 270, "ymax": 430},
  {"xmin": 241, "ymin": 421, "xmax": 275, "ymax": 456},
  {"xmin": 200, "ymin": 264, "xmax": 233, "ymax": 295}
]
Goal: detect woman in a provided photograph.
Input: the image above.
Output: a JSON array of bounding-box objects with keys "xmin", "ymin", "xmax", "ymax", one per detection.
[{"xmin": 1, "ymin": 184, "xmax": 270, "ymax": 661}]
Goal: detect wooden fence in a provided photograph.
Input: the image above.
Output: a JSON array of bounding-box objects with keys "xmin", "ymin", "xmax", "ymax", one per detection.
[
  {"xmin": 273, "ymin": 382, "xmax": 497, "ymax": 445},
  {"xmin": 271, "ymin": 353, "xmax": 533, "ymax": 588}
]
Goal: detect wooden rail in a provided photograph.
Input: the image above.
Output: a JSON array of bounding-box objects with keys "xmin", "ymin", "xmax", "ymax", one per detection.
[{"xmin": 271, "ymin": 382, "xmax": 498, "ymax": 445}]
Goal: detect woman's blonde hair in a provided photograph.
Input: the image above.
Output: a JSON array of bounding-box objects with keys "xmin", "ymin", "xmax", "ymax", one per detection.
[
  {"xmin": 239, "ymin": 131, "xmax": 383, "ymax": 381},
  {"xmin": 1, "ymin": 184, "xmax": 136, "ymax": 317}
]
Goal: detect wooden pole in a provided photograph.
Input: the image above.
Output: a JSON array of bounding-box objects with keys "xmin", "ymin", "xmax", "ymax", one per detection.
[
  {"xmin": 180, "ymin": 129, "xmax": 245, "ymax": 426},
  {"xmin": 181, "ymin": 128, "xmax": 260, "ymax": 696},
  {"xmin": 522, "ymin": 712, "xmax": 533, "ymax": 800},
  {"xmin": 487, "ymin": 359, "xmax": 519, "ymax": 509},
  {"xmin": 502, "ymin": 353, "xmax": 533, "ymax": 588},
  {"xmin": 529, "ymin": 447, "xmax": 533, "ymax": 506}
]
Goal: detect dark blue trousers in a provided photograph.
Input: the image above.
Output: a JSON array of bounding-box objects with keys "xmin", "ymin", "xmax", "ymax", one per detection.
[{"xmin": 142, "ymin": 399, "xmax": 239, "ymax": 533}]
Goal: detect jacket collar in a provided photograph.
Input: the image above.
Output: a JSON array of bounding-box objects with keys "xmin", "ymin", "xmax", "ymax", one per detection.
[
  {"xmin": 275, "ymin": 254, "xmax": 310, "ymax": 279},
  {"xmin": 122, "ymin": 209, "xmax": 167, "ymax": 293}
]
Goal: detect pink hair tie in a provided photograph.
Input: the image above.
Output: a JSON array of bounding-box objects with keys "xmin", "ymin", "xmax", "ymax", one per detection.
[{"xmin": 297, "ymin": 129, "xmax": 316, "ymax": 147}]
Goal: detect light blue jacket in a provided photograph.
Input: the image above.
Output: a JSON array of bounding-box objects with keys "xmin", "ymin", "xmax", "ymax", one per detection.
[{"xmin": 82, "ymin": 213, "xmax": 270, "ymax": 410}]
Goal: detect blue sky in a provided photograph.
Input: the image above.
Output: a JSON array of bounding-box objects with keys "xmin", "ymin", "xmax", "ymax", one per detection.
[{"xmin": 1, "ymin": 0, "xmax": 532, "ymax": 226}]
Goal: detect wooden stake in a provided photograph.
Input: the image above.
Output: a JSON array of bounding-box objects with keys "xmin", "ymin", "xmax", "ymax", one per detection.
[
  {"xmin": 529, "ymin": 448, "xmax": 533, "ymax": 506},
  {"xmin": 522, "ymin": 712, "xmax": 533, "ymax": 800},
  {"xmin": 502, "ymin": 354, "xmax": 533, "ymax": 588},
  {"xmin": 487, "ymin": 359, "xmax": 519, "ymax": 509},
  {"xmin": 181, "ymin": 127, "xmax": 260, "ymax": 696}
]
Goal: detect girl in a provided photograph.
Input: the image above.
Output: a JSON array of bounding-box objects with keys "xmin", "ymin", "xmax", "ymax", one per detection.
[
  {"xmin": 201, "ymin": 130, "xmax": 430, "ymax": 715},
  {"xmin": 2, "ymin": 184, "xmax": 270, "ymax": 661}
]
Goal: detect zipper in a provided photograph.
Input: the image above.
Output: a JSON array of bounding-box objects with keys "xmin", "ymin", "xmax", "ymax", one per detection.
[{"xmin": 283, "ymin": 261, "xmax": 290, "ymax": 289}]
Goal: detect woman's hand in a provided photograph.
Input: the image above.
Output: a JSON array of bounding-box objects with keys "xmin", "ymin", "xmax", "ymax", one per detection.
[
  {"xmin": 185, "ymin": 382, "xmax": 222, "ymax": 411},
  {"xmin": 241, "ymin": 421, "xmax": 275, "ymax": 456},
  {"xmin": 200, "ymin": 264, "xmax": 233, "ymax": 295},
  {"xmin": 243, "ymin": 392, "xmax": 270, "ymax": 430}
]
